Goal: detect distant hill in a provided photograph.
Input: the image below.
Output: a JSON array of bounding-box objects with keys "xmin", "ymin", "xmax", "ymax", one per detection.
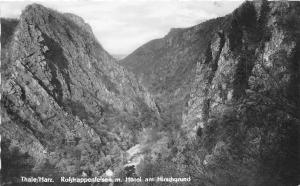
[{"xmin": 112, "ymin": 54, "xmax": 127, "ymax": 60}]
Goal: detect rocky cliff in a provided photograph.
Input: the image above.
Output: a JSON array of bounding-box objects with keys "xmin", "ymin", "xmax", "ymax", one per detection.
[
  {"xmin": 122, "ymin": 1, "xmax": 299, "ymax": 185},
  {"xmin": 1, "ymin": 4, "xmax": 159, "ymax": 183}
]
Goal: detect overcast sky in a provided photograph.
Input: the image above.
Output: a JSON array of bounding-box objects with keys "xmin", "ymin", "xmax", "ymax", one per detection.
[{"xmin": 0, "ymin": 0, "xmax": 243, "ymax": 55}]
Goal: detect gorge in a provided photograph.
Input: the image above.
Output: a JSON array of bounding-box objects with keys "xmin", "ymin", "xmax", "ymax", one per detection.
[{"xmin": 1, "ymin": 1, "xmax": 299, "ymax": 186}]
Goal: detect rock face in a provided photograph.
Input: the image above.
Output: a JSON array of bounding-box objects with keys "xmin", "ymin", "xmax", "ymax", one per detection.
[
  {"xmin": 122, "ymin": 1, "xmax": 300, "ymax": 185},
  {"xmin": 1, "ymin": 3, "xmax": 159, "ymax": 181},
  {"xmin": 122, "ymin": 15, "xmax": 232, "ymax": 133}
]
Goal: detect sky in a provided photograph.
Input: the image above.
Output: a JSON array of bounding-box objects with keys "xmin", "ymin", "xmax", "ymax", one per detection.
[{"xmin": 0, "ymin": 0, "xmax": 243, "ymax": 55}]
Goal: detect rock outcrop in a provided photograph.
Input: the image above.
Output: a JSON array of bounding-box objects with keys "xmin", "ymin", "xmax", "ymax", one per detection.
[
  {"xmin": 122, "ymin": 1, "xmax": 300, "ymax": 185},
  {"xmin": 1, "ymin": 3, "xmax": 159, "ymax": 182}
]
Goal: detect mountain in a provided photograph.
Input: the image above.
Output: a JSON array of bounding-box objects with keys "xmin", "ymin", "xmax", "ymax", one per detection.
[
  {"xmin": 1, "ymin": 4, "xmax": 160, "ymax": 183},
  {"xmin": 122, "ymin": 1, "xmax": 300, "ymax": 185}
]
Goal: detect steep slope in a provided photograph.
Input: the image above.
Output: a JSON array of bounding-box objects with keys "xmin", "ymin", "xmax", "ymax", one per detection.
[
  {"xmin": 122, "ymin": 1, "xmax": 300, "ymax": 185},
  {"xmin": 122, "ymin": 18, "xmax": 227, "ymax": 94},
  {"xmin": 121, "ymin": 14, "xmax": 232, "ymax": 130},
  {"xmin": 1, "ymin": 4, "xmax": 159, "ymax": 183}
]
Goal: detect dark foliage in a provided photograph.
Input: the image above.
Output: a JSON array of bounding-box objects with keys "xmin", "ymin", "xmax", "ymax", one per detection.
[{"xmin": 1, "ymin": 139, "xmax": 35, "ymax": 184}]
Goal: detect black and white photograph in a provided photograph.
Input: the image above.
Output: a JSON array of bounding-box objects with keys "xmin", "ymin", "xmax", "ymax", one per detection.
[{"xmin": 0, "ymin": 0, "xmax": 299, "ymax": 185}]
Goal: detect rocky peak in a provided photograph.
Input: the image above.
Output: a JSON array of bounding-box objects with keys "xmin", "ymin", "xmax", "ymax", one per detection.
[
  {"xmin": 63, "ymin": 13, "xmax": 94, "ymax": 35},
  {"xmin": 1, "ymin": 3, "xmax": 160, "ymax": 181}
]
